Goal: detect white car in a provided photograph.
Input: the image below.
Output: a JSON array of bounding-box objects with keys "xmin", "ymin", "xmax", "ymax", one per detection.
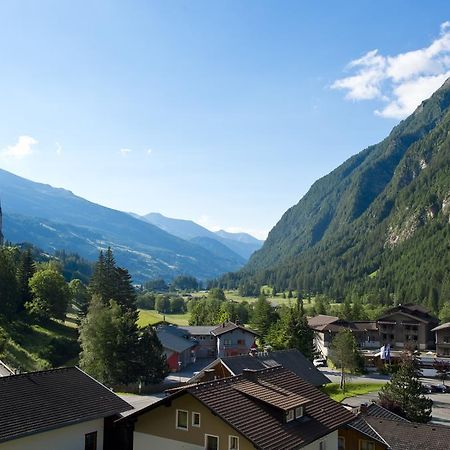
[{"xmin": 313, "ymin": 358, "xmax": 326, "ymax": 368}]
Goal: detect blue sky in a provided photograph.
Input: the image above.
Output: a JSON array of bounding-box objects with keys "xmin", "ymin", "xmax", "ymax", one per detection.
[{"xmin": 0, "ymin": 1, "xmax": 448, "ymax": 239}]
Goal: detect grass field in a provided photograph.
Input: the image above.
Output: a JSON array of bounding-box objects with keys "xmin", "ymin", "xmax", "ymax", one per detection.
[
  {"xmin": 138, "ymin": 309, "xmax": 190, "ymax": 327},
  {"xmin": 0, "ymin": 317, "xmax": 79, "ymax": 372},
  {"xmin": 322, "ymin": 382, "xmax": 385, "ymax": 402}
]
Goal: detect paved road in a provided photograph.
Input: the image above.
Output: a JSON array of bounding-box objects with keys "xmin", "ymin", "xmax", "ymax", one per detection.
[{"xmin": 319, "ymin": 368, "xmax": 450, "ymax": 427}]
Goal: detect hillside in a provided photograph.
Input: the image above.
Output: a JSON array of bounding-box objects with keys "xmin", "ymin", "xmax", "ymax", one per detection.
[
  {"xmin": 142, "ymin": 212, "xmax": 263, "ymax": 260},
  {"xmin": 0, "ymin": 170, "xmax": 244, "ymax": 282},
  {"xmin": 239, "ymin": 78, "xmax": 450, "ymax": 305}
]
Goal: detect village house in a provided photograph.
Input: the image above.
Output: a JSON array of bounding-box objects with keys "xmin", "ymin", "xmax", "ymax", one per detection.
[
  {"xmin": 341, "ymin": 402, "xmax": 450, "ymax": 450},
  {"xmin": 307, "ymin": 315, "xmax": 379, "ymax": 358},
  {"xmin": 119, "ymin": 366, "xmax": 354, "ymax": 450},
  {"xmin": 431, "ymin": 322, "xmax": 450, "ymax": 356},
  {"xmin": 156, "ymin": 324, "xmax": 198, "ymax": 371},
  {"xmin": 0, "ymin": 367, "xmax": 132, "ymax": 450},
  {"xmin": 189, "ymin": 348, "xmax": 330, "ymax": 387},
  {"xmin": 157, "ymin": 321, "xmax": 260, "ymax": 370},
  {"xmin": 377, "ymin": 304, "xmax": 438, "ymax": 351},
  {"xmin": 212, "ymin": 321, "xmax": 259, "ymax": 358},
  {"xmin": 178, "ymin": 325, "xmax": 217, "ymax": 358}
]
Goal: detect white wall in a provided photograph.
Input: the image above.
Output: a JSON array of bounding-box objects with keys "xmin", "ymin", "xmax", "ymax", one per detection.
[
  {"xmin": 134, "ymin": 432, "xmax": 202, "ymax": 450},
  {"xmin": 302, "ymin": 430, "xmax": 338, "ymax": 450},
  {"xmin": 0, "ymin": 418, "xmax": 104, "ymax": 450}
]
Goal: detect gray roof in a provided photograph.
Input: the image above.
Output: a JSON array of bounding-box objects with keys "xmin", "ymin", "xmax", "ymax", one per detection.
[
  {"xmin": 0, "ymin": 359, "xmax": 13, "ymax": 377},
  {"xmin": 347, "ymin": 416, "xmax": 387, "ymax": 446},
  {"xmin": 178, "ymin": 325, "xmax": 216, "ymax": 335},
  {"xmin": 156, "ymin": 328, "xmax": 197, "ymax": 353},
  {"xmin": 431, "ymin": 322, "xmax": 450, "ymax": 332},
  {"xmin": 212, "ymin": 322, "xmax": 259, "ymax": 337},
  {"xmin": 0, "ymin": 367, "xmax": 132, "ymax": 444},
  {"xmin": 366, "ymin": 417, "xmax": 450, "ymax": 450},
  {"xmin": 191, "ymin": 349, "xmax": 330, "ymax": 386}
]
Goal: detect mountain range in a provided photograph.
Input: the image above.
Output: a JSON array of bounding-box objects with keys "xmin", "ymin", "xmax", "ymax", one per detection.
[
  {"xmin": 0, "ymin": 170, "xmax": 262, "ymax": 282},
  {"xmin": 237, "ymin": 78, "xmax": 450, "ymax": 305}
]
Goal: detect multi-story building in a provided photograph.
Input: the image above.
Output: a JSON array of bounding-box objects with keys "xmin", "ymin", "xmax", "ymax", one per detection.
[
  {"xmin": 431, "ymin": 322, "xmax": 450, "ymax": 356},
  {"xmin": 377, "ymin": 304, "xmax": 438, "ymax": 351}
]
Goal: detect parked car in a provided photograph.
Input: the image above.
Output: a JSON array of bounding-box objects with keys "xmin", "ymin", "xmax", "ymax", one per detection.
[
  {"xmin": 313, "ymin": 358, "xmax": 326, "ymax": 368},
  {"xmin": 435, "ymin": 384, "xmax": 449, "ymax": 393}
]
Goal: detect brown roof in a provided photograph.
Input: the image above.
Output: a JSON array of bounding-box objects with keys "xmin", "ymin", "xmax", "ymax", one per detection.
[
  {"xmin": 0, "ymin": 367, "xmax": 132, "ymax": 444},
  {"xmin": 353, "ymin": 321, "xmax": 378, "ymax": 331},
  {"xmin": 365, "ymin": 417, "xmax": 450, "ymax": 450},
  {"xmin": 378, "ymin": 304, "xmax": 438, "ymax": 324},
  {"xmin": 212, "ymin": 321, "xmax": 260, "ymax": 337},
  {"xmin": 307, "ymin": 315, "xmax": 340, "ymax": 330},
  {"xmin": 233, "ymin": 377, "xmax": 311, "ymax": 411},
  {"xmin": 124, "ymin": 366, "xmax": 354, "ymax": 449}
]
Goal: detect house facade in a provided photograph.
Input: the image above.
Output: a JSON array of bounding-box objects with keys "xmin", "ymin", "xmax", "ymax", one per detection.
[
  {"xmin": 121, "ymin": 366, "xmax": 354, "ymax": 450},
  {"xmin": 431, "ymin": 322, "xmax": 450, "ymax": 356},
  {"xmin": 377, "ymin": 304, "xmax": 438, "ymax": 351},
  {"xmin": 212, "ymin": 322, "xmax": 259, "ymax": 358},
  {"xmin": 156, "ymin": 325, "xmax": 198, "ymax": 371},
  {"xmin": 0, "ymin": 367, "xmax": 132, "ymax": 450},
  {"xmin": 179, "ymin": 325, "xmax": 217, "ymax": 358}
]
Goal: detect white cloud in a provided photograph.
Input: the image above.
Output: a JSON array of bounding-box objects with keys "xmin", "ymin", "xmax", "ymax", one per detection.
[
  {"xmin": 119, "ymin": 148, "xmax": 132, "ymax": 156},
  {"xmin": 332, "ymin": 22, "xmax": 450, "ymax": 119},
  {"xmin": 147, "ymin": 148, "xmax": 153, "ymax": 155},
  {"xmin": 55, "ymin": 142, "xmax": 62, "ymax": 156},
  {"xmin": 2, "ymin": 135, "xmax": 38, "ymax": 159}
]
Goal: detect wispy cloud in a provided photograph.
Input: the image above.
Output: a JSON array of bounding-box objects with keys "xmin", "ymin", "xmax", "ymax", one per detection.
[
  {"xmin": 2, "ymin": 135, "xmax": 38, "ymax": 159},
  {"xmin": 332, "ymin": 22, "xmax": 450, "ymax": 119},
  {"xmin": 119, "ymin": 148, "xmax": 132, "ymax": 156},
  {"xmin": 147, "ymin": 148, "xmax": 153, "ymax": 155},
  {"xmin": 56, "ymin": 142, "xmax": 62, "ymax": 156}
]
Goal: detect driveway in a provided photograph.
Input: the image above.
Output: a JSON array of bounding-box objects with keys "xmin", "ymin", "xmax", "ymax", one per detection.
[{"xmin": 165, "ymin": 357, "xmax": 214, "ymax": 383}]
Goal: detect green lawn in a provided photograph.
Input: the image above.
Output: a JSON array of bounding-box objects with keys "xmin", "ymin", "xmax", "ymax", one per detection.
[
  {"xmin": 322, "ymin": 383, "xmax": 385, "ymax": 402},
  {"xmin": 0, "ymin": 317, "xmax": 79, "ymax": 372},
  {"xmin": 138, "ymin": 309, "xmax": 190, "ymax": 327}
]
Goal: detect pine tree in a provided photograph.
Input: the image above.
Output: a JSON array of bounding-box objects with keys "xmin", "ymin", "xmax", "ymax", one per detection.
[
  {"xmin": 329, "ymin": 329, "xmax": 360, "ymax": 390},
  {"xmin": 379, "ymin": 352, "xmax": 432, "ymax": 422},
  {"xmin": 136, "ymin": 326, "xmax": 168, "ymax": 384},
  {"xmin": 0, "ymin": 247, "xmax": 19, "ymax": 318},
  {"xmin": 251, "ymin": 293, "xmax": 277, "ymax": 336},
  {"xmin": 79, "ymin": 297, "xmax": 140, "ymax": 385},
  {"xmin": 16, "ymin": 249, "xmax": 35, "ymax": 311},
  {"xmin": 285, "ymin": 310, "xmax": 314, "ymax": 360}
]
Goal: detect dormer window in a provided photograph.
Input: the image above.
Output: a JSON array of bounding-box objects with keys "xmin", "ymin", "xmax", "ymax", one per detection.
[
  {"xmin": 295, "ymin": 406, "xmax": 303, "ymax": 418},
  {"xmin": 285, "ymin": 410, "xmax": 294, "ymax": 422}
]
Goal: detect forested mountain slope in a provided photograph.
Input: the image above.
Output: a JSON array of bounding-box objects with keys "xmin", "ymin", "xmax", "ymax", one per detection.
[{"xmin": 238, "ymin": 78, "xmax": 450, "ymax": 306}]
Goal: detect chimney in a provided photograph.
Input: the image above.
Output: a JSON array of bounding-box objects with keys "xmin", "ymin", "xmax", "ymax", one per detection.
[
  {"xmin": 242, "ymin": 369, "xmax": 258, "ymax": 382},
  {"xmin": 360, "ymin": 403, "xmax": 368, "ymax": 414},
  {"xmin": 202, "ymin": 369, "xmax": 216, "ymax": 382}
]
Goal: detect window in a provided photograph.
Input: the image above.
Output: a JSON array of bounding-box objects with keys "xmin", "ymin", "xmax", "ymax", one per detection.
[
  {"xmin": 192, "ymin": 412, "xmax": 201, "ymax": 427},
  {"xmin": 229, "ymin": 435, "xmax": 239, "ymax": 450},
  {"xmin": 359, "ymin": 440, "xmax": 375, "ymax": 450},
  {"xmin": 295, "ymin": 406, "xmax": 303, "ymax": 418},
  {"xmin": 205, "ymin": 434, "xmax": 219, "ymax": 450},
  {"xmin": 237, "ymin": 339, "xmax": 245, "ymax": 345},
  {"xmin": 85, "ymin": 432, "xmax": 97, "ymax": 450},
  {"xmin": 338, "ymin": 436, "xmax": 345, "ymax": 450},
  {"xmin": 176, "ymin": 409, "xmax": 188, "ymax": 430},
  {"xmin": 285, "ymin": 409, "xmax": 294, "ymax": 422},
  {"xmin": 224, "ymin": 339, "xmax": 232, "ymax": 346}
]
